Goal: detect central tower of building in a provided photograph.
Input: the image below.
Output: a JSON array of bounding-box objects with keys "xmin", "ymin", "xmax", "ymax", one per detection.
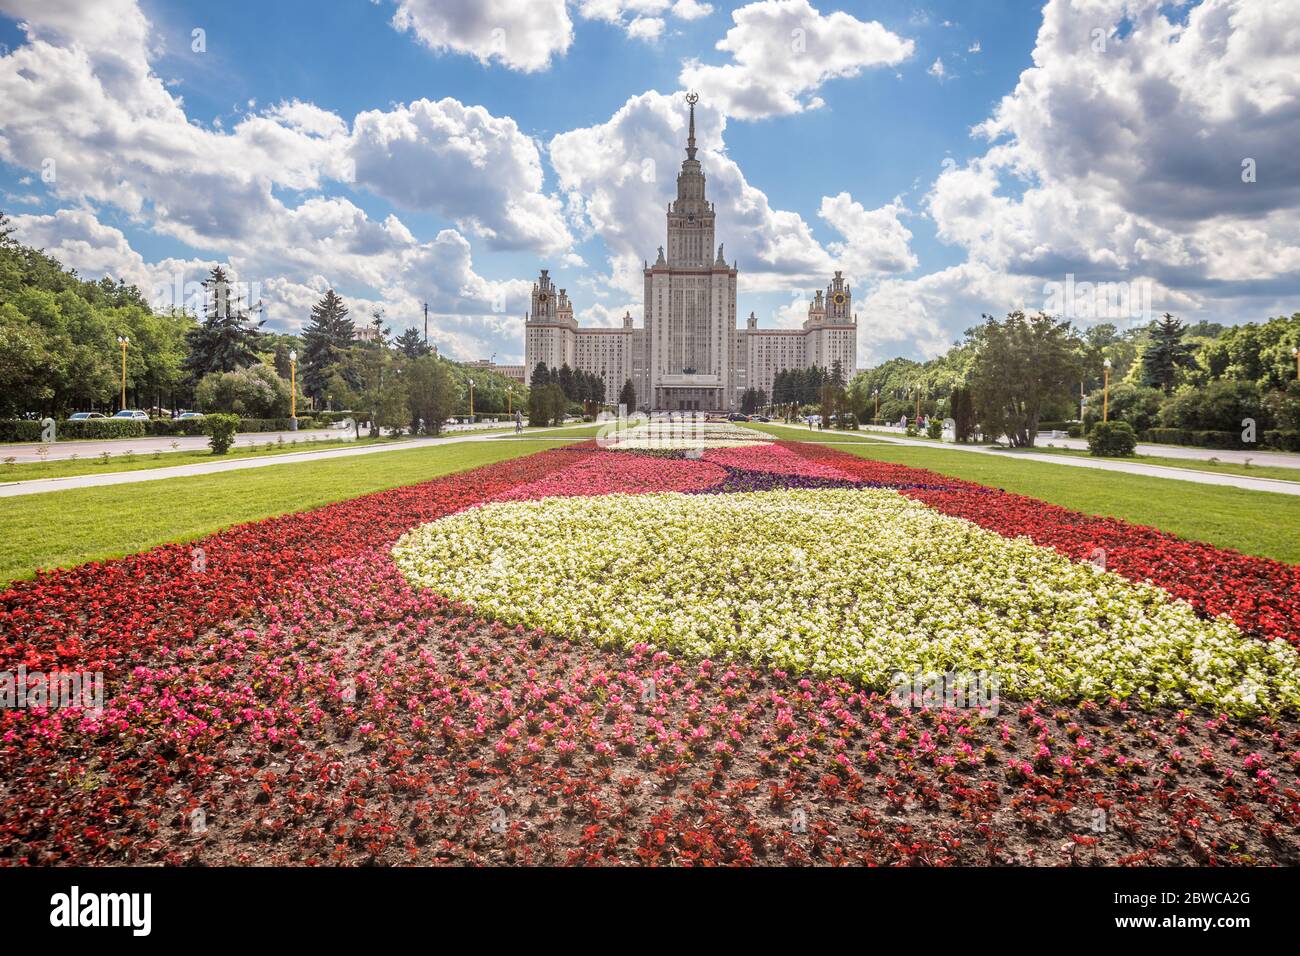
[
  {"xmin": 524, "ymin": 93, "xmax": 857, "ymax": 411},
  {"xmin": 643, "ymin": 92, "xmax": 738, "ymax": 411}
]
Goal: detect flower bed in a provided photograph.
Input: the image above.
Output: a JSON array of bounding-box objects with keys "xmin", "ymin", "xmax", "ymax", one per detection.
[
  {"xmin": 394, "ymin": 488, "xmax": 1300, "ymax": 715},
  {"xmin": 775, "ymin": 441, "xmax": 1300, "ymax": 648},
  {"xmin": 2, "ymin": 438, "xmax": 1298, "ymax": 866},
  {"xmin": 601, "ymin": 420, "xmax": 769, "ymax": 451}
]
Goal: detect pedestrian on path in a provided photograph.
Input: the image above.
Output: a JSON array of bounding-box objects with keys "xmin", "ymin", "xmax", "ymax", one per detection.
[{"xmin": 514, "ymin": 410, "xmax": 523, "ymax": 434}]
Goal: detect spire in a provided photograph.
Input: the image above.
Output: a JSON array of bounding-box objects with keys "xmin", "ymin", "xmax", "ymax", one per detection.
[{"xmin": 685, "ymin": 91, "xmax": 699, "ymax": 160}]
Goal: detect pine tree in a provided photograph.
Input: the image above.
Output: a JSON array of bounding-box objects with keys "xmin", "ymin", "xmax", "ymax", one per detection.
[
  {"xmin": 530, "ymin": 362, "xmax": 551, "ymax": 388},
  {"xmin": 300, "ymin": 289, "xmax": 355, "ymax": 404},
  {"xmin": 618, "ymin": 378, "xmax": 636, "ymax": 410},
  {"xmin": 393, "ymin": 327, "xmax": 430, "ymax": 359},
  {"xmin": 830, "ymin": 359, "xmax": 846, "ymax": 390},
  {"xmin": 1141, "ymin": 313, "xmax": 1195, "ymax": 393},
  {"xmin": 183, "ymin": 266, "xmax": 265, "ymax": 380}
]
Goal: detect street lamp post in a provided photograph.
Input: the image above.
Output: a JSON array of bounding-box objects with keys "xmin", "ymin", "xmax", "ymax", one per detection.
[
  {"xmin": 1102, "ymin": 358, "xmax": 1112, "ymax": 423},
  {"xmin": 289, "ymin": 349, "xmax": 298, "ymax": 430},
  {"xmin": 468, "ymin": 377, "xmax": 475, "ymax": 423},
  {"xmin": 507, "ymin": 387, "xmax": 513, "ymax": 416},
  {"xmin": 116, "ymin": 335, "xmax": 129, "ymax": 411},
  {"xmin": 1293, "ymin": 346, "xmax": 1299, "ymax": 380},
  {"xmin": 873, "ymin": 388, "xmax": 879, "ymax": 424}
]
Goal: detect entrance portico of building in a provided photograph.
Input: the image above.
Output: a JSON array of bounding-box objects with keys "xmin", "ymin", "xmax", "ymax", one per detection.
[{"xmin": 654, "ymin": 386, "xmax": 724, "ymax": 412}]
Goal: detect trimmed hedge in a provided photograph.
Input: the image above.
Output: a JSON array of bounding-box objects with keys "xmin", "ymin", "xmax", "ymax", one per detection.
[
  {"xmin": 1141, "ymin": 428, "xmax": 1246, "ymax": 450},
  {"xmin": 1139, "ymin": 427, "xmax": 1300, "ymax": 452},
  {"xmin": 0, "ymin": 420, "xmax": 45, "ymax": 443},
  {"xmin": 237, "ymin": 417, "xmax": 337, "ymax": 432},
  {"xmin": 0, "ymin": 415, "xmax": 344, "ymax": 444},
  {"xmin": 2, "ymin": 418, "xmax": 148, "ymax": 441},
  {"xmin": 147, "ymin": 418, "xmax": 208, "ymax": 437},
  {"xmin": 1263, "ymin": 430, "xmax": 1300, "ymax": 452},
  {"xmin": 56, "ymin": 419, "xmax": 147, "ymax": 440}
]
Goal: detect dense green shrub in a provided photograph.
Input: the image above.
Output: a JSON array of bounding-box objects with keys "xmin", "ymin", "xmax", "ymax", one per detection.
[
  {"xmin": 1158, "ymin": 380, "xmax": 1268, "ymax": 433},
  {"xmin": 1082, "ymin": 384, "xmax": 1164, "ymax": 433},
  {"xmin": 195, "ymin": 364, "xmax": 292, "ymax": 419},
  {"xmin": 203, "ymin": 413, "xmax": 241, "ymax": 455},
  {"xmin": 1088, "ymin": 421, "xmax": 1138, "ymax": 457},
  {"xmin": 0, "ymin": 419, "xmax": 44, "ymax": 442},
  {"xmin": 926, "ymin": 418, "xmax": 942, "ymax": 439}
]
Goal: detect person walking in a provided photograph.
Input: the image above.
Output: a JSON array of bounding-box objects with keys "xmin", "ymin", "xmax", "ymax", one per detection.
[{"xmin": 514, "ymin": 410, "xmax": 523, "ymax": 434}]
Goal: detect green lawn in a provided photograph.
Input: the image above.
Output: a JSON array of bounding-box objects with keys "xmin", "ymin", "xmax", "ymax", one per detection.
[
  {"xmin": 751, "ymin": 424, "xmax": 1300, "ymax": 564},
  {"xmin": 0, "ymin": 425, "xmax": 600, "ymax": 585}
]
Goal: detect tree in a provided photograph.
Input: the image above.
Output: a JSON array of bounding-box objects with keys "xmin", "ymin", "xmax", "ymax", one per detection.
[
  {"xmin": 967, "ymin": 311, "xmax": 1081, "ymax": 448},
  {"xmin": 530, "ymin": 362, "xmax": 551, "ymax": 388},
  {"xmin": 195, "ymin": 364, "xmax": 293, "ymax": 418},
  {"xmin": 618, "ymin": 378, "xmax": 636, "ymax": 410},
  {"xmin": 301, "ymin": 290, "xmax": 355, "ymax": 405},
  {"xmin": 1082, "ymin": 382, "xmax": 1164, "ymax": 432},
  {"xmin": 393, "ymin": 327, "xmax": 430, "ymax": 359},
  {"xmin": 272, "ymin": 338, "xmax": 294, "ymax": 378},
  {"xmin": 1141, "ymin": 313, "xmax": 1196, "ymax": 392},
  {"xmin": 557, "ymin": 363, "xmax": 575, "ymax": 401},
  {"xmin": 529, "ymin": 382, "xmax": 565, "ymax": 427},
  {"xmin": 182, "ymin": 267, "xmax": 265, "ymax": 379},
  {"xmin": 339, "ymin": 344, "xmax": 407, "ymax": 438},
  {"xmin": 406, "ymin": 354, "xmax": 456, "ymax": 435},
  {"xmin": 950, "ymin": 385, "xmax": 977, "ymax": 442}
]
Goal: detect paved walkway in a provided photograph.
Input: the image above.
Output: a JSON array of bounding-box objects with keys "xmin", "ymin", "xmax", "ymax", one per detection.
[
  {"xmin": 0, "ymin": 424, "xmax": 593, "ymax": 498},
  {"xmin": 0, "ymin": 420, "xmax": 516, "ymax": 463},
  {"xmin": 768, "ymin": 422, "xmax": 1300, "ymax": 497}
]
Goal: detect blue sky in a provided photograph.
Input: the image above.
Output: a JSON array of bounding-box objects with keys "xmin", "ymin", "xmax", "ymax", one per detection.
[{"xmin": 2, "ymin": 0, "xmax": 1296, "ymax": 365}]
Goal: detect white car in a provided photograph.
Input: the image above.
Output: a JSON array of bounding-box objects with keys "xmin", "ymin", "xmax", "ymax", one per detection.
[
  {"xmin": 112, "ymin": 409, "xmax": 150, "ymax": 421},
  {"xmin": 67, "ymin": 411, "xmax": 106, "ymax": 420}
]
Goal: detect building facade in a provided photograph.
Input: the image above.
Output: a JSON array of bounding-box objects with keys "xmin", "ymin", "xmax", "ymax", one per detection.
[{"xmin": 524, "ymin": 95, "xmax": 857, "ymax": 410}]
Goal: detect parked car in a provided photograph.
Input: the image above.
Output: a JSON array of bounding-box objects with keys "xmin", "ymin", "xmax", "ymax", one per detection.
[
  {"xmin": 67, "ymin": 411, "xmax": 106, "ymax": 420},
  {"xmin": 751, "ymin": 415, "xmax": 770, "ymax": 423},
  {"xmin": 727, "ymin": 413, "xmax": 750, "ymax": 422},
  {"xmin": 112, "ymin": 409, "xmax": 150, "ymax": 421},
  {"xmin": 177, "ymin": 411, "xmax": 205, "ymax": 420}
]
